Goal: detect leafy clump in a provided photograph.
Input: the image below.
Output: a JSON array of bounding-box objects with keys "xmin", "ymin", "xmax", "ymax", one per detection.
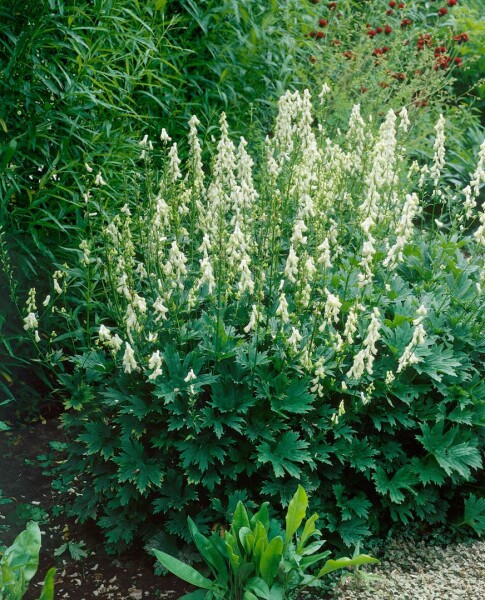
[
  {"xmin": 29, "ymin": 88, "xmax": 484, "ymax": 553},
  {"xmin": 153, "ymin": 485, "xmax": 378, "ymax": 600}
]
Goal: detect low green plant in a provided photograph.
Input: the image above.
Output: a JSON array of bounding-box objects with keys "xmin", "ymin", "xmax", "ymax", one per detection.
[
  {"xmin": 0, "ymin": 521, "xmax": 55, "ymax": 600},
  {"xmin": 154, "ymin": 486, "xmax": 378, "ymax": 600},
  {"xmin": 53, "ymin": 540, "xmax": 88, "ymax": 562}
]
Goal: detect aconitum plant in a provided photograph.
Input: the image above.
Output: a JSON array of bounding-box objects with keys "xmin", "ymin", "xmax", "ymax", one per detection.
[{"xmin": 28, "ymin": 89, "xmax": 485, "ymax": 552}]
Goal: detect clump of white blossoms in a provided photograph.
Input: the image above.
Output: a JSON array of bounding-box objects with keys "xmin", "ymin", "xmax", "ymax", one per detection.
[
  {"xmin": 23, "ymin": 288, "xmax": 39, "ymax": 339},
  {"xmin": 31, "ymin": 88, "xmax": 484, "ymax": 414},
  {"xmin": 347, "ymin": 308, "xmax": 381, "ymax": 381},
  {"xmin": 383, "ymin": 193, "xmax": 421, "ymax": 270},
  {"xmin": 148, "ymin": 350, "xmax": 163, "ymax": 380},
  {"xmin": 462, "ymin": 139, "xmax": 485, "ymax": 219},
  {"xmin": 430, "ymin": 114, "xmax": 446, "ymax": 191},
  {"xmin": 397, "ymin": 305, "xmax": 428, "ymax": 373}
]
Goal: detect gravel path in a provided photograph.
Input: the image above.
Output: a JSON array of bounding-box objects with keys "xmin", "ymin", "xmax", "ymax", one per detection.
[{"xmin": 329, "ymin": 537, "xmax": 485, "ymax": 600}]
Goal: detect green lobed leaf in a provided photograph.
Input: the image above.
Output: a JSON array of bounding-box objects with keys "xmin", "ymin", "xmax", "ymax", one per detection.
[{"xmin": 462, "ymin": 494, "xmax": 485, "ymax": 536}]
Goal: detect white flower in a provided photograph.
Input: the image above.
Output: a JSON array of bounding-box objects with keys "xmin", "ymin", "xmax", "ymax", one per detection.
[
  {"xmin": 26, "ymin": 288, "xmax": 37, "ymax": 312},
  {"xmin": 188, "ymin": 116, "xmax": 204, "ymax": 192},
  {"xmin": 164, "ymin": 241, "xmax": 188, "ymax": 288},
  {"xmin": 168, "ymin": 143, "xmax": 182, "ymax": 181},
  {"xmin": 160, "ymin": 128, "xmax": 172, "ymax": 142},
  {"xmin": 398, "ymin": 107, "xmax": 410, "ymax": 133},
  {"xmin": 79, "ymin": 240, "xmax": 90, "ymax": 265},
  {"xmin": 310, "ymin": 357, "xmax": 326, "ymax": 397},
  {"xmin": 413, "ymin": 305, "xmax": 427, "ymax": 326},
  {"xmin": 291, "ymin": 219, "xmax": 308, "ymax": 246},
  {"xmin": 474, "ymin": 209, "xmax": 485, "ymax": 246},
  {"xmin": 23, "ymin": 312, "xmax": 38, "ymax": 331},
  {"xmin": 42, "ymin": 295, "xmax": 51, "ymax": 307},
  {"xmin": 110, "ymin": 334, "xmax": 123, "ymax": 353},
  {"xmin": 429, "ymin": 114, "xmax": 446, "ymax": 188},
  {"xmin": 244, "ymin": 304, "xmax": 261, "ymax": 334},
  {"xmin": 284, "ymin": 246, "xmax": 299, "ymax": 283},
  {"xmin": 397, "ymin": 311, "xmax": 427, "ymax": 373},
  {"xmin": 385, "ymin": 371, "xmax": 395, "ymax": 385},
  {"xmin": 85, "ymin": 163, "xmax": 93, "ymax": 173},
  {"xmin": 347, "ymin": 308, "xmax": 381, "ymax": 380},
  {"xmin": 122, "ymin": 343, "xmax": 137, "ymax": 374},
  {"xmin": 116, "ymin": 273, "xmax": 130, "ymax": 299},
  {"xmin": 330, "ymin": 399, "xmax": 345, "ymax": 426},
  {"xmin": 317, "ymin": 238, "xmax": 332, "ymax": 269},
  {"xmin": 184, "ymin": 369, "xmax": 197, "ymax": 382},
  {"xmin": 318, "ymin": 83, "xmax": 331, "ymax": 104},
  {"xmin": 125, "ymin": 304, "xmax": 140, "ymax": 338},
  {"xmin": 34, "ymin": 330, "xmax": 41, "ymax": 343},
  {"xmin": 383, "ymin": 193, "xmax": 420, "ymax": 270},
  {"xmin": 53, "ymin": 270, "xmax": 65, "ymax": 294},
  {"xmin": 153, "ymin": 297, "xmax": 169, "ymax": 322},
  {"xmin": 361, "ymin": 109, "xmax": 397, "ymax": 223},
  {"xmin": 357, "ymin": 235, "xmax": 376, "ymax": 287},
  {"xmin": 343, "ymin": 304, "xmax": 363, "ymax": 344},
  {"xmin": 346, "ymin": 104, "xmax": 367, "ymax": 171},
  {"xmin": 94, "ymin": 172, "xmax": 106, "ymax": 186},
  {"xmin": 148, "ymin": 351, "xmax": 163, "ymax": 380},
  {"xmin": 237, "ymin": 257, "xmax": 254, "ymax": 296},
  {"xmin": 323, "ymin": 289, "xmax": 341, "ymax": 324},
  {"xmin": 98, "ymin": 324, "xmax": 112, "ymax": 343},
  {"xmin": 287, "ymin": 327, "xmax": 302, "ymax": 353},
  {"xmin": 196, "ymin": 252, "xmax": 216, "ymax": 295},
  {"xmin": 276, "ymin": 292, "xmax": 290, "ymax": 323}
]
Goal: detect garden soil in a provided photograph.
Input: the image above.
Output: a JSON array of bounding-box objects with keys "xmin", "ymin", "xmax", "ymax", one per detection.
[{"xmin": 0, "ymin": 418, "xmax": 190, "ymax": 600}]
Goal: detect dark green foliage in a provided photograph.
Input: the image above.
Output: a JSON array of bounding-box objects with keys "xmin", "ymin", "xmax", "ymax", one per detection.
[{"xmin": 50, "ymin": 242, "xmax": 484, "ymax": 553}]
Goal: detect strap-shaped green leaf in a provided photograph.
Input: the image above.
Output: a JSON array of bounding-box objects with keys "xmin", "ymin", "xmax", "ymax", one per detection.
[
  {"xmin": 36, "ymin": 567, "xmax": 56, "ymax": 600},
  {"xmin": 285, "ymin": 485, "xmax": 307, "ymax": 547},
  {"xmin": 245, "ymin": 576, "xmax": 270, "ymax": 599},
  {"xmin": 297, "ymin": 512, "xmax": 319, "ymax": 552},
  {"xmin": 153, "ymin": 549, "xmax": 213, "ymax": 589},
  {"xmin": 259, "ymin": 536, "xmax": 283, "ymax": 585},
  {"xmin": 188, "ymin": 518, "xmax": 228, "ymax": 584},
  {"xmin": 299, "ymin": 550, "xmax": 331, "ymax": 570},
  {"xmin": 232, "ymin": 501, "xmax": 251, "ymax": 538},
  {"xmin": 250, "ymin": 502, "xmax": 270, "ymax": 532},
  {"xmin": 239, "ymin": 526, "xmax": 256, "ymax": 556},
  {"xmin": 317, "ymin": 554, "xmax": 379, "ymax": 577}
]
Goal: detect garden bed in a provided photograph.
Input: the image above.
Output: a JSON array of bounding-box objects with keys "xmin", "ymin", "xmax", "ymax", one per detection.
[
  {"xmin": 0, "ymin": 418, "xmax": 190, "ymax": 600},
  {"xmin": 1, "ymin": 417, "xmax": 483, "ymax": 600}
]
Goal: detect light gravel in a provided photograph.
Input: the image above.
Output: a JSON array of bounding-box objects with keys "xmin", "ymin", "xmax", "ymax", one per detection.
[{"xmin": 328, "ymin": 537, "xmax": 485, "ymax": 600}]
